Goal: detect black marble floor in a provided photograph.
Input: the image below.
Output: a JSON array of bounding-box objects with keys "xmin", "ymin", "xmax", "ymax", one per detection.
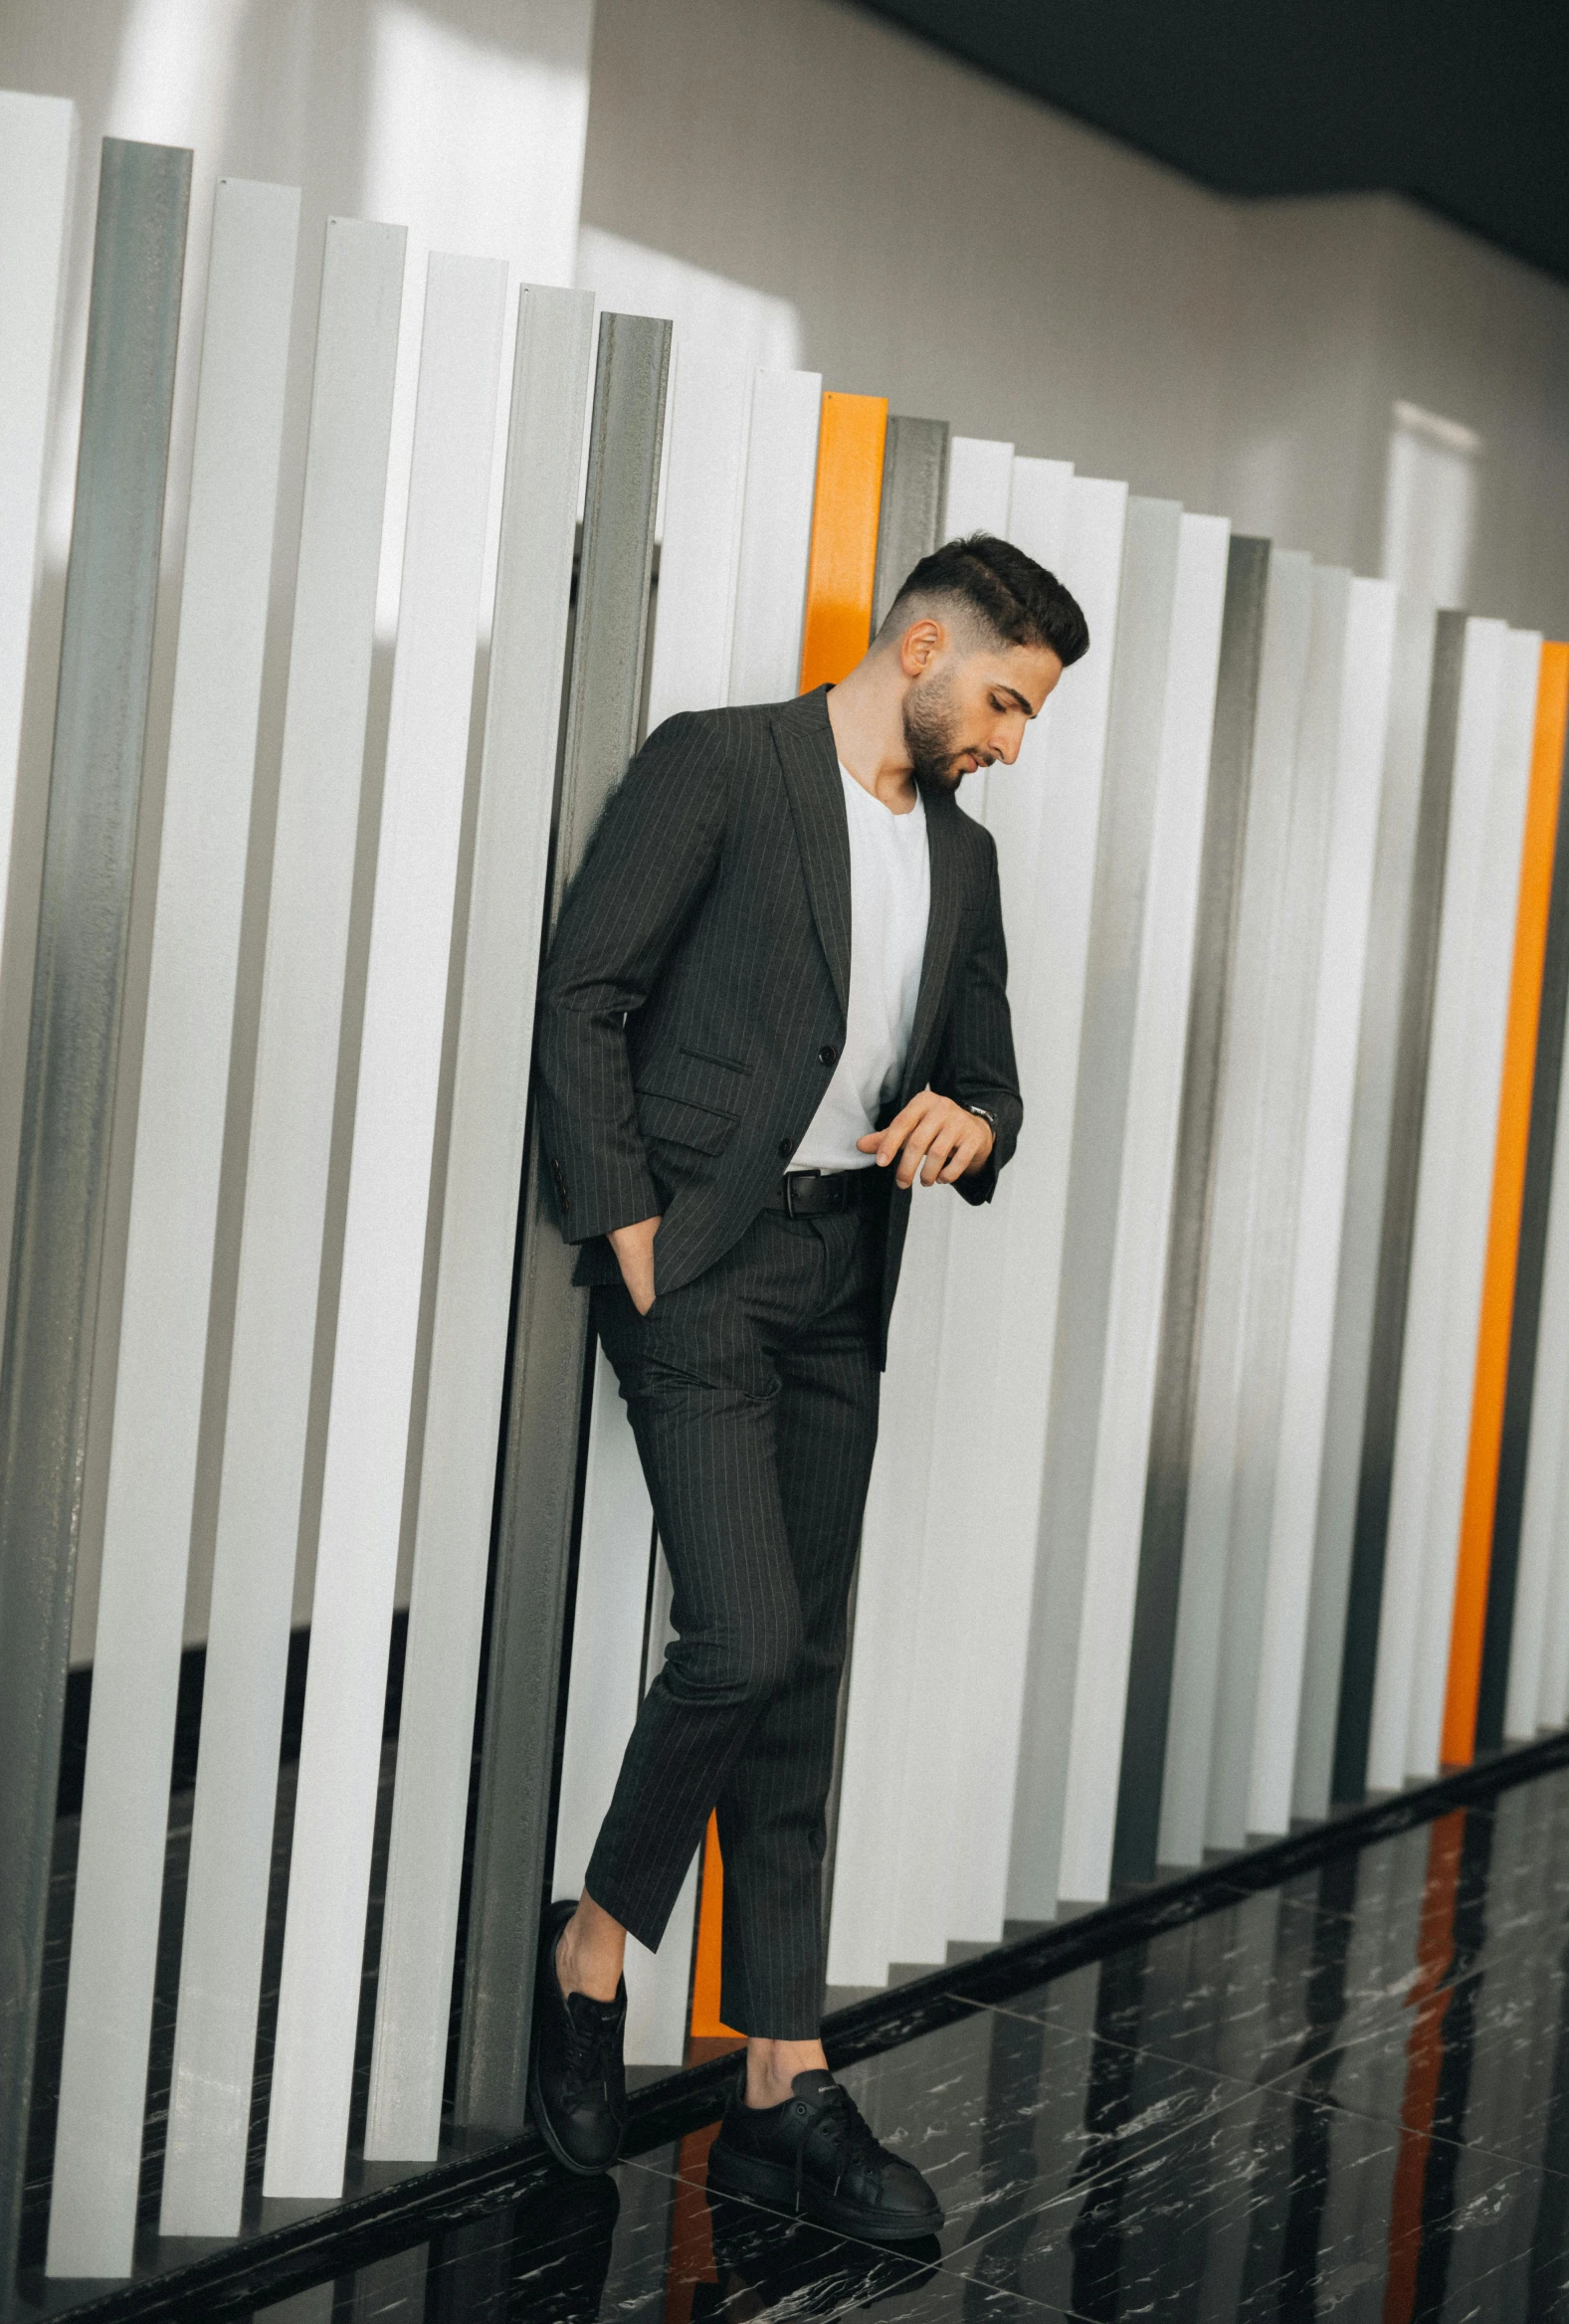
[{"xmin": 231, "ymin": 1761, "xmax": 1569, "ymax": 2323}]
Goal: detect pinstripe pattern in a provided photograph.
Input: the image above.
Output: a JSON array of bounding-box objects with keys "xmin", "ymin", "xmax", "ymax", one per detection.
[
  {"xmin": 538, "ymin": 680, "xmax": 1020, "ymax": 2030},
  {"xmin": 588, "ymin": 1208, "xmax": 881, "ymax": 2034},
  {"xmin": 536, "ymin": 682, "xmax": 1021, "ymax": 1355}
]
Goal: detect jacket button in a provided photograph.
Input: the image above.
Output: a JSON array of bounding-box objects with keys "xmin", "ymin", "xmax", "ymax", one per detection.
[
  {"xmin": 818, "ymin": 1044, "xmax": 837, "ymax": 1065},
  {"xmin": 778, "ymin": 1136, "xmax": 793, "ymax": 1159}
]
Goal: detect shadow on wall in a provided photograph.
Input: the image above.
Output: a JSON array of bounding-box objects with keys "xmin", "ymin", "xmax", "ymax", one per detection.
[
  {"xmin": 576, "ymin": 224, "xmax": 803, "ymax": 374},
  {"xmin": 0, "ymin": 0, "xmax": 593, "ymax": 1664}
]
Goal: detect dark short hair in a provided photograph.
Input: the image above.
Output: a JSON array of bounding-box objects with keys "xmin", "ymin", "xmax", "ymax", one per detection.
[{"xmin": 883, "ymin": 531, "xmax": 1090, "ymax": 669}]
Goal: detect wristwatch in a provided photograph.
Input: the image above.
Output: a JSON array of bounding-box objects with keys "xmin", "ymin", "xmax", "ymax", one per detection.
[{"xmin": 968, "ymin": 1104, "xmax": 998, "ymax": 1145}]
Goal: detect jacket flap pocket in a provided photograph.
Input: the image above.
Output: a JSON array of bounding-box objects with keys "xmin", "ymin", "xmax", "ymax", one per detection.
[{"xmin": 636, "ymin": 1087, "xmax": 738, "ymax": 1156}]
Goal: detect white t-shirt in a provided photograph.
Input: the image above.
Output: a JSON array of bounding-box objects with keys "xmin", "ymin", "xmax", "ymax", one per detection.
[{"xmin": 791, "ymin": 765, "xmax": 930, "ymax": 1173}]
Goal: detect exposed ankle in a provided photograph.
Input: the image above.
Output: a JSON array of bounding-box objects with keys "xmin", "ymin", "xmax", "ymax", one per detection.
[
  {"xmin": 555, "ymin": 1917, "xmax": 621, "ymax": 2005},
  {"xmin": 744, "ymin": 2040, "xmax": 828, "ymax": 2109}
]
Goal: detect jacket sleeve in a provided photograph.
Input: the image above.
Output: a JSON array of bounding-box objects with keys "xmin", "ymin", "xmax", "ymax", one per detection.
[
  {"xmin": 535, "ymin": 711, "xmax": 727, "ymax": 1243},
  {"xmin": 930, "ymin": 826, "xmax": 1023, "ymax": 1208}
]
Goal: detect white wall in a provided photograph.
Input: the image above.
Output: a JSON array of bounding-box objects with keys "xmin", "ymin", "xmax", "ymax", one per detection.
[{"xmin": 579, "ymin": 0, "xmax": 1569, "ymax": 640}]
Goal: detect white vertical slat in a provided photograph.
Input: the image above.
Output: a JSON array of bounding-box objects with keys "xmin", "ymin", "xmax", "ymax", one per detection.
[
  {"xmin": 263, "ymin": 252, "xmax": 506, "ymax": 2201},
  {"xmin": 1204, "ymin": 565, "xmax": 1352, "ymax": 1852},
  {"xmin": 1156, "ymin": 549, "xmax": 1315, "ymax": 1868},
  {"xmin": 1290, "ymin": 595, "xmax": 1438, "ymax": 1823},
  {"xmin": 647, "ymin": 344, "xmax": 751, "ymax": 728},
  {"xmin": 827, "ymin": 440, "xmax": 1013, "ymax": 1990},
  {"xmin": 1506, "ymin": 1009, "xmax": 1569, "ymax": 1737},
  {"xmin": 1537, "ymin": 1321, "xmax": 1569, "ymax": 1729},
  {"xmin": 551, "ymin": 1352, "xmax": 656, "ymax": 1904},
  {"xmin": 159, "ymin": 216, "xmax": 405, "ymax": 2240},
  {"xmin": 1367, "ymin": 619, "xmax": 1510, "ymax": 1792},
  {"xmin": 1404, "ymin": 627, "xmax": 1540, "ymax": 1780},
  {"xmin": 1249, "ymin": 577, "xmax": 1398, "ymax": 1835},
  {"xmin": 1045, "ymin": 512, "xmax": 1231, "ymax": 1909},
  {"xmin": 46, "ymin": 177, "xmax": 301, "ymax": 2277},
  {"xmin": 0, "ymin": 91, "xmax": 75, "ymax": 999},
  {"xmin": 943, "ymin": 474, "xmax": 1128, "ymax": 1952},
  {"xmin": 727, "ymin": 368, "xmax": 822, "ymax": 705},
  {"xmin": 884, "ymin": 457, "xmax": 1074, "ymax": 1974},
  {"xmin": 1007, "ymin": 484, "xmax": 1186, "ymax": 1929},
  {"xmin": 361, "ymin": 286, "xmax": 594, "ymax": 2162}
]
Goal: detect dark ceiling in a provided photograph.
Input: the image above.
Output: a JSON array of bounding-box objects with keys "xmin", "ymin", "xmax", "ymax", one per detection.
[{"xmin": 858, "ymin": 1, "xmax": 1569, "ymax": 286}]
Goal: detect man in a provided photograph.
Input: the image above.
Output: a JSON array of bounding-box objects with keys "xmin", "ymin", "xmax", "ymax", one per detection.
[{"xmin": 530, "ymin": 532, "xmax": 1089, "ymax": 2236}]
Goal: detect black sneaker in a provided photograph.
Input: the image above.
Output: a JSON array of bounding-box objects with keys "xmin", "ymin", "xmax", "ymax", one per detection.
[
  {"xmin": 527, "ymin": 1898, "xmax": 628, "ymax": 2175},
  {"xmin": 705, "ymin": 2067, "xmax": 943, "ymax": 2243}
]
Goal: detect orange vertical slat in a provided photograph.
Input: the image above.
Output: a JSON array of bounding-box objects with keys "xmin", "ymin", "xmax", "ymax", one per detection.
[
  {"xmin": 1442, "ymin": 642, "xmax": 1569, "ymax": 1765},
  {"xmin": 797, "ymin": 391, "xmax": 887, "ymax": 691},
  {"xmin": 688, "ymin": 1813, "xmax": 739, "ymax": 2039},
  {"xmin": 688, "ymin": 397, "xmax": 889, "ymax": 2041}
]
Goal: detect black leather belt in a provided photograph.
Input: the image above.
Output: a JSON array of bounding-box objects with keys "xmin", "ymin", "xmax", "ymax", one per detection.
[{"xmin": 767, "ymin": 1167, "xmax": 878, "ymax": 1218}]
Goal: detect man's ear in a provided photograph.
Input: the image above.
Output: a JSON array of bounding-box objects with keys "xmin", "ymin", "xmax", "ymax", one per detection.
[{"xmin": 898, "ymin": 617, "xmax": 943, "ymax": 678}]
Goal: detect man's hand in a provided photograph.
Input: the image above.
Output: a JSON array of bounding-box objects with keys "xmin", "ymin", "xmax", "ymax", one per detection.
[
  {"xmin": 608, "ymin": 1215, "xmax": 662, "ymax": 1314},
  {"xmin": 857, "ymin": 1091, "xmax": 995, "ymax": 1189}
]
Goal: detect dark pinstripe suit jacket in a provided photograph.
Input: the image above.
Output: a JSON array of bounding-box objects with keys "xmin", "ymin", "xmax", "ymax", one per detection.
[{"xmin": 536, "ymin": 684, "xmax": 1023, "ymax": 1361}]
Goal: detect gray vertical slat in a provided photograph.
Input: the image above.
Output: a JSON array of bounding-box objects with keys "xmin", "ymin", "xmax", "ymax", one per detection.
[
  {"xmin": 1291, "ymin": 598, "xmax": 1438, "ymax": 1820},
  {"xmin": 1109, "ymin": 536, "xmax": 1271, "ymax": 1887},
  {"xmin": 455, "ymin": 310, "xmax": 670, "ymax": 2132},
  {"xmin": 0, "ymin": 135, "xmax": 190, "ymax": 2279},
  {"xmin": 871, "ymin": 417, "xmax": 949, "ymax": 633},
  {"xmin": 1331, "ymin": 610, "xmax": 1468, "ymax": 1804}
]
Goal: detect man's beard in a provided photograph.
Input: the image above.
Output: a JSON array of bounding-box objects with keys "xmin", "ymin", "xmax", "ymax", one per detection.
[{"xmin": 901, "ymin": 669, "xmax": 966, "ymax": 792}]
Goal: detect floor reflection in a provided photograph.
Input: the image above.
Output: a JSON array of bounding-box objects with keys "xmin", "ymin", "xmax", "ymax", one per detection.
[{"xmin": 252, "ymin": 1766, "xmax": 1569, "ymax": 2323}]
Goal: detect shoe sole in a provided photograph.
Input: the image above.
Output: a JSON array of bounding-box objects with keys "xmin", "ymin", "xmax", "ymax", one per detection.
[{"xmin": 706, "ymin": 2142, "xmax": 942, "ymax": 2242}]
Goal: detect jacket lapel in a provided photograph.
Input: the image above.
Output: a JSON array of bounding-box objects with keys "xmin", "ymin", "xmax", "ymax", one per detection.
[
  {"xmin": 771, "ymin": 687, "xmax": 851, "ymax": 1019},
  {"xmin": 903, "ymin": 787, "xmax": 966, "ymax": 1095}
]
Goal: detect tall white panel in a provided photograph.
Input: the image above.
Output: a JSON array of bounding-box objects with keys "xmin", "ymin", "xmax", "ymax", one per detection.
[
  {"xmin": 727, "ymin": 369, "xmax": 822, "ymax": 705},
  {"xmin": 1367, "ymin": 619, "xmax": 1511, "ymax": 1791},
  {"xmin": 648, "ymin": 346, "xmax": 751, "ymax": 730},
  {"xmin": 1157, "ymin": 549, "xmax": 1315, "ymax": 1868},
  {"xmin": 0, "ymin": 92, "xmax": 75, "ymax": 1001},
  {"xmin": 1404, "ymin": 627, "xmax": 1540, "ymax": 1780},
  {"xmin": 1539, "ymin": 1328, "xmax": 1569, "ymax": 1728},
  {"xmin": 1249, "ymin": 577, "xmax": 1398, "ymax": 1836},
  {"xmin": 46, "ymin": 179, "xmax": 300, "ymax": 2276},
  {"xmin": 264, "ymin": 253, "xmax": 506, "ymax": 2200},
  {"xmin": 828, "ymin": 441, "xmax": 1013, "ymax": 1989},
  {"xmin": 883, "ymin": 456, "xmax": 1075, "ymax": 1973},
  {"xmin": 1051, "ymin": 513, "xmax": 1231, "ymax": 1907},
  {"xmin": 362, "ymin": 287, "xmax": 595, "ymax": 2163},
  {"xmin": 1507, "ymin": 1023, "xmax": 1569, "ymax": 1737},
  {"xmin": 1205, "ymin": 565, "xmax": 1352, "ymax": 1852},
  {"xmin": 159, "ymin": 216, "xmax": 405, "ymax": 2240},
  {"xmin": 553, "ymin": 1356, "xmax": 656, "ymax": 1905},
  {"xmin": 546, "ymin": 343, "xmax": 758, "ymax": 2066}
]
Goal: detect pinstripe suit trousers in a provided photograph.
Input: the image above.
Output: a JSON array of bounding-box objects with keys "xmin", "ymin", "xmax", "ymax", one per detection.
[{"xmin": 585, "ymin": 1199, "xmax": 883, "ymax": 2037}]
